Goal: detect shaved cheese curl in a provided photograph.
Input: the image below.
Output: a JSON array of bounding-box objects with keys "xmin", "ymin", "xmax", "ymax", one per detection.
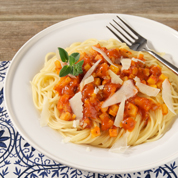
[
  {"xmin": 109, "ymin": 131, "xmax": 129, "ymax": 153},
  {"xmin": 69, "ymin": 92, "xmax": 83, "ymax": 120},
  {"xmin": 134, "ymin": 77, "xmax": 160, "ymax": 97},
  {"xmin": 98, "ymin": 85, "xmax": 104, "ymax": 90},
  {"xmin": 136, "ymin": 82, "xmax": 160, "ymax": 97},
  {"xmin": 162, "ymin": 79, "xmax": 176, "ymax": 114},
  {"xmin": 132, "ymin": 58, "xmax": 145, "ymax": 64},
  {"xmin": 120, "ymin": 58, "xmax": 131, "ymax": 70},
  {"xmin": 80, "ymin": 59, "xmax": 101, "ymax": 91},
  {"xmin": 84, "ymin": 76, "xmax": 94, "ymax": 86},
  {"xmin": 114, "ymin": 96, "xmax": 126, "ymax": 127},
  {"xmin": 92, "ymin": 46, "xmax": 116, "ymax": 66},
  {"xmin": 134, "ymin": 76, "xmax": 141, "ymax": 83},
  {"xmin": 94, "ymin": 87, "xmax": 99, "ymax": 94},
  {"xmin": 108, "ymin": 69, "xmax": 123, "ymax": 85},
  {"xmin": 73, "ymin": 120, "xmax": 80, "ymax": 128},
  {"xmin": 102, "ymin": 80, "xmax": 138, "ymax": 108},
  {"xmin": 40, "ymin": 97, "xmax": 50, "ymax": 127}
]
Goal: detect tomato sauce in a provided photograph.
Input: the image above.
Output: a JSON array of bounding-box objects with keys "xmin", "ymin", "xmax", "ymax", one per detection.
[
  {"xmin": 54, "ymin": 44, "xmax": 165, "ymax": 137},
  {"xmin": 121, "ymin": 117, "xmax": 136, "ymax": 132}
]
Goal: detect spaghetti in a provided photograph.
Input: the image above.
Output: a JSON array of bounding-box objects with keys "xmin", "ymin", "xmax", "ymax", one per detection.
[{"xmin": 31, "ymin": 39, "xmax": 178, "ymax": 149}]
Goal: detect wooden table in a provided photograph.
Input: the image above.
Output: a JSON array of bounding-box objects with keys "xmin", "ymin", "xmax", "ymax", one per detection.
[{"xmin": 0, "ymin": 0, "xmax": 178, "ymax": 61}]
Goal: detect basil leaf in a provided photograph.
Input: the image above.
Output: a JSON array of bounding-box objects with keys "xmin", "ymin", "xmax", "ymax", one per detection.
[
  {"xmin": 76, "ymin": 61, "xmax": 84, "ymax": 74},
  {"xmin": 69, "ymin": 56, "xmax": 76, "ymax": 66},
  {"xmin": 76, "ymin": 60, "xmax": 84, "ymax": 68},
  {"xmin": 59, "ymin": 65, "xmax": 72, "ymax": 77},
  {"xmin": 58, "ymin": 47, "xmax": 69, "ymax": 62},
  {"xmin": 78, "ymin": 68, "xmax": 83, "ymax": 73},
  {"xmin": 69, "ymin": 67, "xmax": 73, "ymax": 75},
  {"xmin": 73, "ymin": 60, "xmax": 84, "ymax": 76},
  {"xmin": 72, "ymin": 67, "xmax": 78, "ymax": 76},
  {"xmin": 57, "ymin": 47, "xmax": 84, "ymax": 77},
  {"xmin": 71, "ymin": 53, "xmax": 80, "ymax": 62}
]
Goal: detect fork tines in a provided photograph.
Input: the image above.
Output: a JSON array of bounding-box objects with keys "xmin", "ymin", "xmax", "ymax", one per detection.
[{"xmin": 106, "ymin": 16, "xmax": 140, "ymax": 46}]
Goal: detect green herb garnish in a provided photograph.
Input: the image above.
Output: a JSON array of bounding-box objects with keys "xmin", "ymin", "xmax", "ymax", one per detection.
[{"xmin": 58, "ymin": 47, "xmax": 84, "ymax": 77}]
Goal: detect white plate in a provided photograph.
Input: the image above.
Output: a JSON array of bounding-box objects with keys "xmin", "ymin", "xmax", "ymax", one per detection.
[{"xmin": 4, "ymin": 14, "xmax": 178, "ymax": 174}]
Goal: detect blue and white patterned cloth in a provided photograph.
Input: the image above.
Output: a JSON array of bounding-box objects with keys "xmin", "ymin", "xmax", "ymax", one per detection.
[{"xmin": 0, "ymin": 61, "xmax": 178, "ymax": 178}]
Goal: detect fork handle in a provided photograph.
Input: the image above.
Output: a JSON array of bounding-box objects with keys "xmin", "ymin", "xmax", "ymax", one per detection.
[{"xmin": 145, "ymin": 49, "xmax": 178, "ymax": 75}]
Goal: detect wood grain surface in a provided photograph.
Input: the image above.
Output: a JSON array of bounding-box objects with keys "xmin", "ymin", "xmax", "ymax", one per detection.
[{"xmin": 0, "ymin": 0, "xmax": 178, "ymax": 61}]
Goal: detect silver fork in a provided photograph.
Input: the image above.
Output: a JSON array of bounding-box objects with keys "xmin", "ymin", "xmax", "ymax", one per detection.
[{"xmin": 107, "ymin": 16, "xmax": 178, "ymax": 75}]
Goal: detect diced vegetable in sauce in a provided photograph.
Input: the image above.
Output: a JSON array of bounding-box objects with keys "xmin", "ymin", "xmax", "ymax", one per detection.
[{"xmin": 54, "ymin": 44, "xmax": 171, "ymax": 138}]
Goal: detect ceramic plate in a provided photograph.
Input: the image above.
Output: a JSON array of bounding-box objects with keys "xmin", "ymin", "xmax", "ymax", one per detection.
[{"xmin": 4, "ymin": 14, "xmax": 178, "ymax": 174}]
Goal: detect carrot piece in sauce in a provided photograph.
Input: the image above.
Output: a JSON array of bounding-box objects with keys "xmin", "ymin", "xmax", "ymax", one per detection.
[
  {"xmin": 161, "ymin": 104, "xmax": 168, "ymax": 115},
  {"xmin": 91, "ymin": 126, "xmax": 101, "ymax": 138},
  {"xmin": 109, "ymin": 128, "xmax": 118, "ymax": 137}
]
